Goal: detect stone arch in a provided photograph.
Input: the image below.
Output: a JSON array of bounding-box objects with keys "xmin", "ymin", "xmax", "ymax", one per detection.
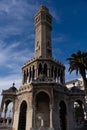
[
  {"xmin": 1, "ymin": 99, "xmax": 13, "ymax": 124},
  {"xmin": 35, "ymin": 91, "xmax": 50, "ymax": 128},
  {"xmin": 34, "ymin": 90, "xmax": 51, "ymax": 103},
  {"xmin": 4, "ymin": 98, "xmax": 13, "ymax": 103},
  {"xmin": 74, "ymin": 99, "xmax": 85, "ymax": 125},
  {"xmin": 6, "ymin": 102, "xmax": 13, "ymax": 118},
  {"xmin": 59, "ymin": 100, "xmax": 67, "ymax": 130},
  {"xmin": 18, "ymin": 100, "xmax": 27, "ymax": 130},
  {"xmin": 3, "ymin": 99, "xmax": 13, "ymax": 115}
]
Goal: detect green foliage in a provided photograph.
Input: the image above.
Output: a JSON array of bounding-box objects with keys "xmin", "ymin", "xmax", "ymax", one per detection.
[
  {"xmin": 67, "ymin": 50, "xmax": 87, "ymax": 95},
  {"xmin": 67, "ymin": 50, "xmax": 87, "ymax": 77}
]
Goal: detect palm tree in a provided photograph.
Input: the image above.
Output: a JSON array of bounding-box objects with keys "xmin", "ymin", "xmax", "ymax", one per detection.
[{"xmin": 67, "ymin": 50, "xmax": 87, "ymax": 95}]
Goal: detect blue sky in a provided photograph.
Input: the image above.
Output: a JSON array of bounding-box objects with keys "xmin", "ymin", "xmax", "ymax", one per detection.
[{"xmin": 0, "ymin": 0, "xmax": 87, "ymax": 94}]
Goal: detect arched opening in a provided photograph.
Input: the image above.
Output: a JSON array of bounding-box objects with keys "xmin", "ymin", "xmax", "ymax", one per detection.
[
  {"xmin": 18, "ymin": 101, "xmax": 27, "ymax": 130},
  {"xmin": 51, "ymin": 65, "xmax": 54, "ymax": 78},
  {"xmin": 32, "ymin": 65, "xmax": 35, "ymax": 80},
  {"xmin": 60, "ymin": 70, "xmax": 64, "ymax": 84},
  {"xmin": 74, "ymin": 100, "xmax": 85, "ymax": 125},
  {"xmin": 35, "ymin": 92, "xmax": 50, "ymax": 128},
  {"xmin": 38, "ymin": 64, "xmax": 42, "ymax": 75},
  {"xmin": 1, "ymin": 103, "xmax": 5, "ymax": 118},
  {"xmin": 44, "ymin": 64, "xmax": 47, "ymax": 76},
  {"xmin": 58, "ymin": 69, "xmax": 61, "ymax": 83},
  {"xmin": 6, "ymin": 102, "xmax": 13, "ymax": 125},
  {"xmin": 6, "ymin": 102, "xmax": 13, "ymax": 118},
  {"xmin": 0, "ymin": 100, "xmax": 13, "ymax": 125},
  {"xmin": 59, "ymin": 101, "xmax": 67, "ymax": 130},
  {"xmin": 54, "ymin": 67, "xmax": 57, "ymax": 79}
]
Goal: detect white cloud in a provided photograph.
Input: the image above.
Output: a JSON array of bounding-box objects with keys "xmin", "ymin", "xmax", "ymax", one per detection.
[
  {"xmin": 0, "ymin": 74, "xmax": 21, "ymax": 91},
  {"xmin": 49, "ymin": 7, "xmax": 61, "ymax": 24},
  {"xmin": 0, "ymin": 37, "xmax": 34, "ymax": 102},
  {"xmin": 0, "ymin": 42, "xmax": 34, "ymax": 69},
  {"xmin": 0, "ymin": 0, "xmax": 38, "ymax": 97},
  {"xmin": 0, "ymin": 73, "xmax": 21, "ymax": 101},
  {"xmin": 0, "ymin": 0, "xmax": 37, "ymax": 16},
  {"xmin": 0, "ymin": 0, "xmax": 38, "ymax": 40}
]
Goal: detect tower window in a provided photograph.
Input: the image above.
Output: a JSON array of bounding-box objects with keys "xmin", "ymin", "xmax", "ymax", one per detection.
[
  {"xmin": 47, "ymin": 41, "xmax": 50, "ymax": 46},
  {"xmin": 48, "ymin": 50, "xmax": 51, "ymax": 57},
  {"xmin": 46, "ymin": 15, "xmax": 51, "ymax": 23},
  {"xmin": 37, "ymin": 41, "xmax": 39, "ymax": 46}
]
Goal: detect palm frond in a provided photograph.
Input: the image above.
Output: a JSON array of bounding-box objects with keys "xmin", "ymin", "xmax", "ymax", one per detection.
[{"xmin": 66, "ymin": 50, "xmax": 87, "ymax": 77}]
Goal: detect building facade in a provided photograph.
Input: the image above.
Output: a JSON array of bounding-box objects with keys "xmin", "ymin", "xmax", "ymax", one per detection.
[
  {"xmin": 66, "ymin": 78, "xmax": 83, "ymax": 90},
  {"xmin": 0, "ymin": 6, "xmax": 87, "ymax": 130}
]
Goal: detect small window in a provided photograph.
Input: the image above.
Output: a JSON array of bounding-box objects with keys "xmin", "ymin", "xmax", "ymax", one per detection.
[
  {"xmin": 47, "ymin": 41, "xmax": 50, "ymax": 46},
  {"xmin": 37, "ymin": 41, "xmax": 39, "ymax": 47}
]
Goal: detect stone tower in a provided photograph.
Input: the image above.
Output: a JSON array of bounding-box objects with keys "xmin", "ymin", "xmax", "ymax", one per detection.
[
  {"xmin": 34, "ymin": 6, "xmax": 52, "ymax": 58},
  {"xmin": 0, "ymin": 6, "xmax": 86, "ymax": 130},
  {"xmin": 13, "ymin": 6, "xmax": 65, "ymax": 130}
]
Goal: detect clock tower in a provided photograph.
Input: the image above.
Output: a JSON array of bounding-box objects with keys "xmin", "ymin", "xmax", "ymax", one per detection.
[
  {"xmin": 1, "ymin": 5, "xmax": 85, "ymax": 130},
  {"xmin": 34, "ymin": 6, "xmax": 52, "ymax": 58}
]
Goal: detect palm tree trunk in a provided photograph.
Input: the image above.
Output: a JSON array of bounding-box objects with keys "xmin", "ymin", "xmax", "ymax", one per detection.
[
  {"xmin": 83, "ymin": 78, "xmax": 87, "ymax": 116},
  {"xmin": 80, "ymin": 69, "xmax": 87, "ymax": 95},
  {"xmin": 83, "ymin": 78, "xmax": 87, "ymax": 96}
]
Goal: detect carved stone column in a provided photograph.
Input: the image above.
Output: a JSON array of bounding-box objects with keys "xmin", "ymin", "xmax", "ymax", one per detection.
[
  {"xmin": 68, "ymin": 100, "xmax": 75, "ymax": 130},
  {"xmin": 50, "ymin": 105, "xmax": 53, "ymax": 128},
  {"xmin": 53, "ymin": 69, "xmax": 55, "ymax": 80},
  {"xmin": 49, "ymin": 68, "xmax": 51, "ymax": 78},
  {"xmin": 0, "ymin": 101, "xmax": 4, "ymax": 118},
  {"xmin": 63, "ymin": 71, "xmax": 65, "ymax": 84},
  {"xmin": 34, "ymin": 67, "xmax": 37, "ymax": 80},
  {"xmin": 22, "ymin": 70, "xmax": 24, "ymax": 84},
  {"xmin": 4, "ymin": 106, "xmax": 7, "ymax": 119},
  {"xmin": 48, "ymin": 68, "xmax": 50, "ymax": 77},
  {"xmin": 85, "ymin": 96, "xmax": 87, "ymax": 119}
]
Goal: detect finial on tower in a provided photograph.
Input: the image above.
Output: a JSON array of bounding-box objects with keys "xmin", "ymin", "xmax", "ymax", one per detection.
[
  {"xmin": 38, "ymin": 5, "xmax": 49, "ymax": 12},
  {"xmin": 12, "ymin": 82, "xmax": 15, "ymax": 87}
]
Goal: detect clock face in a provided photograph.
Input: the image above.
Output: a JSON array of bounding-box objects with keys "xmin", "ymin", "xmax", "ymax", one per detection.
[{"xmin": 35, "ymin": 16, "xmax": 40, "ymax": 23}]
